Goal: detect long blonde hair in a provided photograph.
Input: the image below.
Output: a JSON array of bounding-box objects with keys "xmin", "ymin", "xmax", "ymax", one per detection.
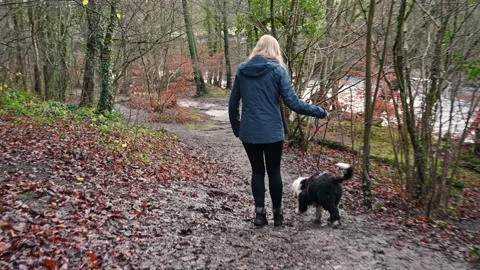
[{"xmin": 248, "ymin": 35, "xmax": 286, "ymax": 68}]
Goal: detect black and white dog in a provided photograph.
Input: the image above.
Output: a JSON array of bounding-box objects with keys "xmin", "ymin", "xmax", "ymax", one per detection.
[{"xmin": 292, "ymin": 163, "xmax": 353, "ymax": 226}]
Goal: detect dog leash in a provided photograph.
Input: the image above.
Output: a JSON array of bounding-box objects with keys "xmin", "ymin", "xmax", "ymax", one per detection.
[
  {"xmin": 308, "ymin": 116, "xmax": 330, "ymax": 168},
  {"xmin": 308, "ymin": 117, "xmax": 330, "ymax": 142}
]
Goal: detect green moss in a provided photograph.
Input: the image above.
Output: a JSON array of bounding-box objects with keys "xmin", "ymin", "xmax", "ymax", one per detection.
[
  {"xmin": 185, "ymin": 122, "xmax": 198, "ymax": 129},
  {"xmin": 204, "ymin": 85, "xmax": 229, "ymax": 98},
  {"xmin": 188, "ymin": 111, "xmax": 208, "ymax": 122},
  {"xmin": 186, "ymin": 120, "xmax": 215, "ymax": 130},
  {"xmin": 459, "ymin": 147, "xmax": 480, "ymax": 173},
  {"xmin": 325, "ymin": 120, "xmax": 400, "ymax": 164},
  {"xmin": 0, "ymin": 89, "xmax": 122, "ymax": 126},
  {"xmin": 447, "ymin": 205, "xmax": 460, "ymax": 217}
]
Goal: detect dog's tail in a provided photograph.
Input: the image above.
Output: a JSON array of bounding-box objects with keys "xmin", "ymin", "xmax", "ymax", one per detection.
[{"xmin": 333, "ymin": 163, "xmax": 353, "ymax": 184}]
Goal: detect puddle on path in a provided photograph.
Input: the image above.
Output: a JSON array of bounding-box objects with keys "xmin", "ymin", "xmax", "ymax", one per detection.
[{"xmin": 178, "ymin": 100, "xmax": 229, "ymax": 122}]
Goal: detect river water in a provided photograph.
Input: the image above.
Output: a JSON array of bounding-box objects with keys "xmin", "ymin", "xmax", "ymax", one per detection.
[{"xmin": 303, "ymin": 77, "xmax": 478, "ymax": 143}]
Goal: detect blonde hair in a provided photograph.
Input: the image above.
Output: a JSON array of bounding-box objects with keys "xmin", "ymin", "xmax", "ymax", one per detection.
[{"xmin": 248, "ymin": 35, "xmax": 286, "ymax": 68}]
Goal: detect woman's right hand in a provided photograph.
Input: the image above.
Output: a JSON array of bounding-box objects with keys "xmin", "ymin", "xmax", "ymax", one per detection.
[{"xmin": 319, "ymin": 107, "xmax": 330, "ymax": 119}]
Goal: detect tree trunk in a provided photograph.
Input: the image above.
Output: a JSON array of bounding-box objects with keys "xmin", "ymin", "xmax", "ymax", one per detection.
[
  {"xmin": 11, "ymin": 2, "xmax": 27, "ymax": 90},
  {"xmin": 326, "ymin": 0, "xmax": 340, "ymax": 110},
  {"xmin": 362, "ymin": 0, "xmax": 376, "ymax": 209},
  {"xmin": 285, "ymin": 0, "xmax": 298, "ymax": 70},
  {"xmin": 393, "ymin": 0, "xmax": 424, "ymax": 200},
  {"xmin": 58, "ymin": 8, "xmax": 70, "ymax": 102},
  {"xmin": 42, "ymin": 2, "xmax": 55, "ymax": 100},
  {"xmin": 214, "ymin": 14, "xmax": 222, "ymax": 86},
  {"xmin": 222, "ymin": 0, "xmax": 232, "ymax": 89},
  {"xmin": 80, "ymin": 0, "xmax": 101, "ymax": 107},
  {"xmin": 283, "ymin": 0, "xmax": 300, "ymax": 138},
  {"xmin": 97, "ymin": 1, "xmax": 118, "ymax": 114},
  {"xmin": 270, "ymin": 0, "xmax": 276, "ymax": 37},
  {"xmin": 217, "ymin": 64, "xmax": 224, "ymax": 87},
  {"xmin": 425, "ymin": 14, "xmax": 450, "ymax": 218},
  {"xmin": 181, "ymin": 0, "xmax": 207, "ymax": 97},
  {"xmin": 117, "ymin": 15, "xmax": 132, "ymax": 96},
  {"xmin": 205, "ymin": 2, "xmax": 215, "ymax": 86},
  {"xmin": 475, "ymin": 111, "xmax": 480, "ymax": 155},
  {"xmin": 27, "ymin": 5, "xmax": 44, "ymax": 97}
]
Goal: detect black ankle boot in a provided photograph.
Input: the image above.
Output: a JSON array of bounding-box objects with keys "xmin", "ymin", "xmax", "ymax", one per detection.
[
  {"xmin": 273, "ymin": 208, "xmax": 283, "ymax": 227},
  {"xmin": 254, "ymin": 207, "xmax": 268, "ymax": 227}
]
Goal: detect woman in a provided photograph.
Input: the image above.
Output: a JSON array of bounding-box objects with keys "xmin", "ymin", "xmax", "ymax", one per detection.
[{"xmin": 228, "ymin": 35, "xmax": 329, "ymax": 227}]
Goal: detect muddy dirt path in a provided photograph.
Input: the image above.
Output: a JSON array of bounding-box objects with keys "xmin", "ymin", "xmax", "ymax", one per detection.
[{"xmin": 114, "ymin": 97, "xmax": 473, "ymax": 270}]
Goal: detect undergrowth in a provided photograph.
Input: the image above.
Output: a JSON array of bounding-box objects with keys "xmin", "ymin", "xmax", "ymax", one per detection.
[
  {"xmin": 307, "ymin": 118, "xmax": 480, "ymax": 223},
  {"xmin": 0, "ymin": 88, "xmax": 176, "ymax": 169},
  {"xmin": 0, "ymin": 88, "xmax": 169, "ymax": 142},
  {"xmin": 0, "ymin": 88, "xmax": 120, "ymax": 128}
]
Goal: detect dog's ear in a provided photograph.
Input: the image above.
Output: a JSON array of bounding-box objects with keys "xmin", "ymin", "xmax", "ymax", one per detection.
[
  {"xmin": 298, "ymin": 190, "xmax": 309, "ymax": 213},
  {"xmin": 300, "ymin": 178, "xmax": 307, "ymax": 190}
]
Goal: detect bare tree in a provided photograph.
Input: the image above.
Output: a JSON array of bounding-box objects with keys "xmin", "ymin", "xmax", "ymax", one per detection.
[
  {"xmin": 27, "ymin": 3, "xmax": 45, "ymax": 96},
  {"xmin": 391, "ymin": 0, "xmax": 480, "ymax": 217},
  {"xmin": 221, "ymin": 0, "xmax": 232, "ymax": 89},
  {"xmin": 9, "ymin": 0, "xmax": 27, "ymax": 90},
  {"xmin": 361, "ymin": 0, "xmax": 377, "ymax": 209},
  {"xmin": 476, "ymin": 111, "xmax": 480, "ymax": 155},
  {"xmin": 181, "ymin": 0, "xmax": 207, "ymax": 96}
]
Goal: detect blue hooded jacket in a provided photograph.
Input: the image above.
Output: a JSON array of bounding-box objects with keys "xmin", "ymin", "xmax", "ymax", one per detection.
[{"xmin": 228, "ymin": 56, "xmax": 327, "ymax": 144}]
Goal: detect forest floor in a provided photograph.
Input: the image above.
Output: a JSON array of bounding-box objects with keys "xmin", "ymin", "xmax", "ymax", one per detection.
[
  {"xmin": 0, "ymin": 92, "xmax": 478, "ymax": 269},
  {"xmin": 114, "ymin": 95, "xmax": 478, "ymax": 269}
]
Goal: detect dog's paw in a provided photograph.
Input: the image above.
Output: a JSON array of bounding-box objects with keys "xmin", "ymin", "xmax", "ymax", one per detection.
[{"xmin": 328, "ymin": 220, "xmax": 342, "ymax": 228}]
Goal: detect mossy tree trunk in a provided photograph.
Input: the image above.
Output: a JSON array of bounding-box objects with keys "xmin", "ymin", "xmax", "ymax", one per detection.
[
  {"xmin": 80, "ymin": 0, "xmax": 102, "ymax": 107},
  {"xmin": 57, "ymin": 5, "xmax": 71, "ymax": 102},
  {"xmin": 97, "ymin": 1, "xmax": 118, "ymax": 114}
]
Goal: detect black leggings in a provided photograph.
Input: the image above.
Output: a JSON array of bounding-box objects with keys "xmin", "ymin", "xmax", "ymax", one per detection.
[{"xmin": 242, "ymin": 141, "xmax": 283, "ymax": 209}]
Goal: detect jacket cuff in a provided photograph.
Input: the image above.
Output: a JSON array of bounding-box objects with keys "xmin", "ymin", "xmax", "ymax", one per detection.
[{"xmin": 318, "ymin": 107, "xmax": 327, "ymax": 118}]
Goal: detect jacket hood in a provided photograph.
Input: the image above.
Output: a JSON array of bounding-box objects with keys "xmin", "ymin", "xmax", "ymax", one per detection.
[{"xmin": 238, "ymin": 56, "xmax": 279, "ymax": 78}]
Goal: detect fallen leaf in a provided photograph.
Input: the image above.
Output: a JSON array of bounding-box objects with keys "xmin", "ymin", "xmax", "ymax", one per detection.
[
  {"xmin": 89, "ymin": 251, "xmax": 97, "ymax": 262},
  {"xmin": 0, "ymin": 242, "xmax": 12, "ymax": 256},
  {"xmin": 44, "ymin": 257, "xmax": 56, "ymax": 270},
  {"xmin": 468, "ymin": 257, "xmax": 479, "ymax": 263}
]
